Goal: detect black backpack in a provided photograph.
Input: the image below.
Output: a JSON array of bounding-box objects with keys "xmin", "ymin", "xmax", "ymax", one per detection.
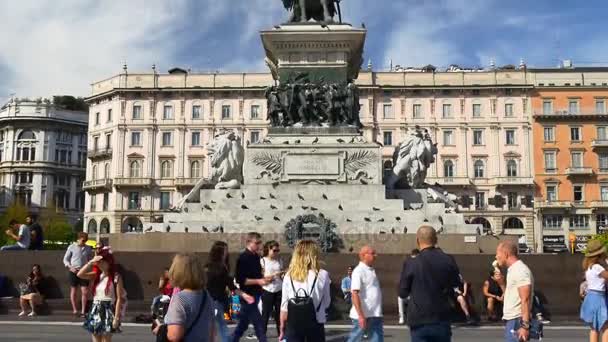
[{"xmin": 286, "ymin": 273, "xmax": 324, "ymax": 335}]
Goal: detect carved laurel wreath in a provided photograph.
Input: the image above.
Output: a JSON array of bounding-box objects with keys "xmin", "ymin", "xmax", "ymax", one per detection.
[
  {"xmin": 284, "ymin": 214, "xmax": 341, "ymax": 253},
  {"xmin": 344, "ymin": 150, "xmax": 377, "ymax": 174},
  {"xmin": 251, "ymin": 152, "xmax": 283, "ymax": 179}
]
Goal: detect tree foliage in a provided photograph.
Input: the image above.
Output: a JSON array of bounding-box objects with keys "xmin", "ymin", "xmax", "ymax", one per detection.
[{"xmin": 52, "ymin": 95, "xmax": 89, "ymax": 111}]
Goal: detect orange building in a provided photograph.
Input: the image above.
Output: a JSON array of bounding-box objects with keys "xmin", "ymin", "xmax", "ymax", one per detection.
[{"xmin": 532, "ymin": 68, "xmax": 608, "ymax": 252}]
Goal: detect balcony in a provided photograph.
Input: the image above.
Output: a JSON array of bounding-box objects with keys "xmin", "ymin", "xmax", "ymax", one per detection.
[
  {"xmin": 536, "ymin": 200, "xmax": 572, "ymax": 209},
  {"xmin": 496, "ymin": 177, "xmax": 535, "ymax": 186},
  {"xmin": 83, "ymin": 178, "xmax": 113, "ymax": 191},
  {"xmin": 591, "ymin": 201, "xmax": 608, "ymax": 208},
  {"xmin": 427, "ymin": 177, "xmax": 471, "ymax": 186},
  {"xmin": 113, "ymin": 177, "xmax": 153, "ymax": 188},
  {"xmin": 88, "ymin": 148, "xmax": 113, "ymax": 160},
  {"xmin": 175, "ymin": 177, "xmax": 201, "ymax": 188},
  {"xmin": 592, "ymin": 140, "xmax": 608, "ymax": 149},
  {"xmin": 566, "ymin": 167, "xmax": 594, "ymax": 176}
]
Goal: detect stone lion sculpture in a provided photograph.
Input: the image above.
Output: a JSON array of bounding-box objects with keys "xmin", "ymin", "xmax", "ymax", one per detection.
[
  {"xmin": 387, "ymin": 126, "xmax": 438, "ymax": 189},
  {"xmin": 174, "ymin": 131, "xmax": 244, "ymax": 209}
]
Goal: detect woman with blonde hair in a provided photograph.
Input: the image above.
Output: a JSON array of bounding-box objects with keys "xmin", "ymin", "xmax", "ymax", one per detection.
[
  {"xmin": 580, "ymin": 240, "xmax": 608, "ymax": 342},
  {"xmin": 278, "ymin": 240, "xmax": 331, "ymax": 342},
  {"xmin": 153, "ymin": 253, "xmax": 214, "ymax": 342}
]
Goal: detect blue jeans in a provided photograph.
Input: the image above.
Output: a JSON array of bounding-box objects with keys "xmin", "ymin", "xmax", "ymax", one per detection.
[
  {"xmin": 410, "ymin": 322, "xmax": 452, "ymax": 342},
  {"xmin": 213, "ymin": 299, "xmax": 230, "ymax": 342},
  {"xmin": 504, "ymin": 319, "xmax": 520, "ymax": 342},
  {"xmin": 347, "ymin": 317, "xmax": 384, "ymax": 342},
  {"xmin": 231, "ymin": 296, "xmax": 266, "ymax": 342},
  {"xmin": 0, "ymin": 244, "xmax": 25, "ymax": 251}
]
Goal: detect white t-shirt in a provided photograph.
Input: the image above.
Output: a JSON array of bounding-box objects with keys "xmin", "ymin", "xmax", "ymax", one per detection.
[
  {"xmin": 349, "ymin": 261, "xmax": 383, "ymax": 319},
  {"xmin": 503, "ymin": 260, "xmax": 534, "ymax": 320},
  {"xmin": 93, "ymin": 273, "xmax": 116, "ymax": 302},
  {"xmin": 280, "ymin": 269, "xmax": 331, "ymax": 324},
  {"xmin": 261, "ymin": 257, "xmax": 283, "ymax": 293},
  {"xmin": 586, "ymin": 264, "xmax": 606, "ymax": 292},
  {"xmin": 17, "ymin": 224, "xmax": 31, "ymax": 249}
]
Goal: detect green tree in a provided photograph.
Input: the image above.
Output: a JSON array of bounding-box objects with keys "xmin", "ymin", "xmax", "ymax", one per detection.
[{"xmin": 38, "ymin": 201, "xmax": 75, "ymax": 250}]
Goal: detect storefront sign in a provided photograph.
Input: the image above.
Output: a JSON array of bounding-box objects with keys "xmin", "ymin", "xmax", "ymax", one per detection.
[
  {"xmin": 542, "ymin": 236, "xmax": 567, "ymax": 253},
  {"xmin": 575, "ymin": 235, "xmax": 591, "ymax": 252}
]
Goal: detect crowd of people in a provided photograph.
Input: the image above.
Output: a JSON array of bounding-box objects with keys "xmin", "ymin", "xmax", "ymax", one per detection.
[{"xmin": 0, "ymin": 221, "xmax": 566, "ymax": 342}]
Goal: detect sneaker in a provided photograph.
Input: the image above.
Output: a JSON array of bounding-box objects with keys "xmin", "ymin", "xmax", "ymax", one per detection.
[
  {"xmin": 18, "ymin": 311, "xmax": 26, "ymax": 317},
  {"xmin": 28, "ymin": 312, "xmax": 36, "ymax": 317},
  {"xmin": 245, "ymin": 334, "xmax": 257, "ymax": 340},
  {"xmin": 398, "ymin": 317, "xmax": 404, "ymax": 325}
]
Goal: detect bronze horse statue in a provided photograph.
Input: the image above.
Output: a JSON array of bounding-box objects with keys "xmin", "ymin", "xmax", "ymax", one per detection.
[{"xmin": 281, "ymin": 0, "xmax": 341, "ymax": 23}]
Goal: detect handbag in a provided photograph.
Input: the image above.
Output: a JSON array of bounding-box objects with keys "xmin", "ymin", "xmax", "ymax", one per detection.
[{"xmin": 155, "ymin": 291, "xmax": 207, "ymax": 342}]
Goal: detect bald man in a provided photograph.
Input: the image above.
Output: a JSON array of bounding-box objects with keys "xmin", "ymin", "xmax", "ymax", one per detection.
[
  {"xmin": 347, "ymin": 246, "xmax": 383, "ymax": 342},
  {"xmin": 398, "ymin": 225, "xmax": 461, "ymax": 342},
  {"xmin": 496, "ymin": 240, "xmax": 535, "ymax": 342}
]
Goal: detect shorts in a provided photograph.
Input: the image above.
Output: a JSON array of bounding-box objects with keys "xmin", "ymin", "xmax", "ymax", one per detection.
[{"xmin": 69, "ymin": 271, "xmax": 89, "ymax": 287}]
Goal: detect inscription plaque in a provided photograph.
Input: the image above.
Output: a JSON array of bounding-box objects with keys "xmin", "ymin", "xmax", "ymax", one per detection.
[{"xmin": 284, "ymin": 153, "xmax": 340, "ymax": 176}]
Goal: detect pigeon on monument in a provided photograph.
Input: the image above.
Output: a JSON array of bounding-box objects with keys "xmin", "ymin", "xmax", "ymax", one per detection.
[
  {"xmin": 211, "ymin": 200, "xmax": 216, "ymax": 204},
  {"xmin": 337, "ymin": 138, "xmax": 345, "ymax": 143},
  {"xmin": 298, "ymin": 193, "xmax": 305, "ymax": 200},
  {"xmin": 373, "ymin": 207, "xmax": 380, "ymax": 211},
  {"xmin": 269, "ymin": 193, "xmax": 277, "ymax": 199},
  {"xmin": 255, "ymin": 215, "xmax": 263, "ymax": 221},
  {"xmin": 204, "ymin": 204, "xmax": 212, "ymax": 210},
  {"xmin": 346, "ymin": 218, "xmax": 352, "ymax": 222},
  {"xmin": 396, "ymin": 216, "xmax": 401, "ymax": 221},
  {"xmin": 378, "ymin": 218, "xmax": 385, "ymax": 222},
  {"xmin": 226, "ymin": 193, "xmax": 233, "ymax": 198},
  {"xmin": 302, "ymin": 206, "xmax": 309, "ymax": 210},
  {"xmin": 295, "ymin": 139, "xmax": 301, "ymax": 144},
  {"xmin": 274, "ymin": 216, "xmax": 280, "ymax": 221},
  {"xmin": 260, "ymin": 196, "xmax": 267, "ymax": 200},
  {"xmin": 185, "ymin": 227, "xmax": 189, "ymax": 233},
  {"xmin": 282, "ymin": 141, "xmax": 290, "ymax": 144},
  {"xmin": 322, "ymin": 194, "xmax": 328, "ymax": 200},
  {"xmin": 338, "ymin": 204, "xmax": 344, "ymax": 211},
  {"xmin": 364, "ymin": 217, "xmax": 371, "ymax": 222},
  {"xmin": 241, "ymin": 204, "xmax": 249, "ymax": 210},
  {"xmin": 202, "ymin": 226, "xmax": 209, "ymax": 232},
  {"xmin": 241, "ymin": 193, "xmax": 246, "ymax": 199},
  {"xmin": 311, "ymin": 206, "xmax": 318, "ymax": 211},
  {"xmin": 312, "ymin": 137, "xmax": 319, "ymax": 144},
  {"xmin": 145, "ymin": 226, "xmax": 153, "ymax": 232},
  {"xmin": 270, "ymin": 204, "xmax": 278, "ymax": 209},
  {"xmin": 287, "ymin": 205, "xmax": 293, "ymax": 210}
]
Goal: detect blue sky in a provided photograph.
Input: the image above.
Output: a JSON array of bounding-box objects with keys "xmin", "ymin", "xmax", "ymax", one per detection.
[{"xmin": 1, "ymin": 0, "xmax": 608, "ymax": 100}]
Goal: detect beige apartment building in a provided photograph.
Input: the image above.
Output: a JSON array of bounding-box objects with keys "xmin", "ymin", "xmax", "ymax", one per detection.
[{"xmin": 84, "ymin": 66, "xmax": 538, "ymax": 244}]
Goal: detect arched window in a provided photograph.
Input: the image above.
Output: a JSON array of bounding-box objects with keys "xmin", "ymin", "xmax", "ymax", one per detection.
[
  {"xmin": 471, "ymin": 217, "xmax": 492, "ymax": 233},
  {"xmin": 129, "ymin": 160, "xmax": 140, "ymax": 178},
  {"xmin": 92, "ymin": 165, "xmax": 97, "ymax": 180},
  {"xmin": 190, "ymin": 161, "xmax": 200, "ymax": 178},
  {"xmin": 444, "ymin": 160, "xmax": 454, "ymax": 177},
  {"xmin": 503, "ymin": 217, "xmax": 524, "ymax": 229},
  {"xmin": 474, "ymin": 160, "xmax": 485, "ymax": 178},
  {"xmin": 100, "ymin": 218, "xmax": 110, "ymax": 234},
  {"xmin": 104, "ymin": 163, "xmax": 110, "ymax": 179},
  {"xmin": 87, "ymin": 219, "xmax": 97, "ymax": 234},
  {"xmin": 161, "ymin": 160, "xmax": 172, "ymax": 178},
  {"xmin": 18, "ymin": 130, "xmax": 36, "ymax": 140},
  {"xmin": 507, "ymin": 160, "xmax": 517, "ymax": 177}
]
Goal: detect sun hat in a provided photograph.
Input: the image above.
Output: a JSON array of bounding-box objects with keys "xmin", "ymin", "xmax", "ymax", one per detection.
[{"xmin": 585, "ymin": 240, "xmax": 606, "ymax": 257}]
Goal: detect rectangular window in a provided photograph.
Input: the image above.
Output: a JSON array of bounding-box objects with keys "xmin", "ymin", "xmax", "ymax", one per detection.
[
  {"xmin": 596, "ymin": 100, "xmax": 605, "ymax": 114},
  {"xmin": 160, "ymin": 192, "xmax": 171, "ymax": 210},
  {"xmin": 543, "ymin": 215, "xmax": 562, "ymax": 229},
  {"xmin": 222, "ymin": 105, "xmax": 231, "ymax": 119},
  {"xmin": 107, "ymin": 109, "xmax": 112, "ymax": 122},
  {"xmin": 192, "ymin": 105, "xmax": 201, "ymax": 119},
  {"xmin": 131, "ymin": 132, "xmax": 141, "ymax": 146},
  {"xmin": 542, "ymin": 100, "xmax": 552, "ymax": 115},
  {"xmin": 383, "ymin": 104, "xmax": 394, "ymax": 119},
  {"xmin": 251, "ymin": 105, "xmax": 260, "ymax": 119},
  {"xmin": 191, "ymin": 132, "xmax": 201, "ymax": 146},
  {"xmin": 543, "ymin": 127, "xmax": 554, "ymax": 141},
  {"xmin": 103, "ymin": 193, "xmax": 109, "ymax": 211},
  {"xmin": 133, "ymin": 105, "xmax": 142, "ymax": 119},
  {"xmin": 413, "ymin": 104, "xmax": 422, "ymax": 118},
  {"xmin": 163, "ymin": 105, "xmax": 173, "ymax": 120},
  {"xmin": 505, "ymin": 103, "xmax": 514, "ymax": 117},
  {"xmin": 443, "ymin": 130, "xmax": 454, "ymax": 146},
  {"xmin": 90, "ymin": 194, "xmax": 96, "ymax": 212},
  {"xmin": 442, "ymin": 104, "xmax": 452, "ymax": 118},
  {"xmin": 570, "ymin": 215, "xmax": 589, "ymax": 229},
  {"xmin": 568, "ymin": 100, "xmax": 579, "ymax": 114},
  {"xmin": 570, "ymin": 127, "xmax": 581, "ymax": 141},
  {"xmin": 546, "ymin": 185, "xmax": 557, "ymax": 201},
  {"xmin": 507, "ymin": 192, "xmax": 518, "ymax": 209},
  {"xmin": 472, "ymin": 104, "xmax": 481, "ymax": 117},
  {"xmin": 250, "ymin": 131, "xmax": 260, "ymax": 144},
  {"xmin": 93, "ymin": 137, "xmax": 99, "ymax": 151},
  {"xmin": 600, "ymin": 154, "xmax": 608, "ymax": 171},
  {"xmin": 601, "ymin": 186, "xmax": 608, "ymax": 201},
  {"xmin": 573, "ymin": 185, "xmax": 584, "ymax": 202},
  {"xmin": 128, "ymin": 192, "xmax": 140, "ymax": 210},
  {"xmin": 571, "ymin": 152, "xmax": 583, "ymax": 168},
  {"xmin": 544, "ymin": 151, "xmax": 556, "ymax": 172},
  {"xmin": 505, "ymin": 130, "xmax": 516, "ymax": 145},
  {"xmin": 475, "ymin": 192, "xmax": 486, "ymax": 210},
  {"xmin": 162, "ymin": 132, "xmax": 172, "ymax": 146},
  {"xmin": 473, "ymin": 130, "xmax": 483, "ymax": 145},
  {"xmin": 383, "ymin": 131, "xmax": 393, "ymax": 146},
  {"xmin": 105, "ymin": 134, "xmax": 111, "ymax": 149},
  {"xmin": 598, "ymin": 127, "xmax": 608, "ymax": 141},
  {"xmin": 95, "ymin": 112, "xmax": 100, "ymax": 125}
]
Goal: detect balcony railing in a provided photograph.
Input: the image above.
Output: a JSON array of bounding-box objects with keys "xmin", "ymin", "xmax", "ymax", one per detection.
[
  {"xmin": 591, "ymin": 201, "xmax": 608, "ymax": 208},
  {"xmin": 496, "ymin": 177, "xmax": 535, "ymax": 186},
  {"xmin": 114, "ymin": 177, "xmax": 153, "ymax": 187},
  {"xmin": 175, "ymin": 177, "xmax": 201, "ymax": 188},
  {"xmin": 83, "ymin": 178, "xmax": 113, "ymax": 191},
  {"xmin": 592, "ymin": 140, "xmax": 608, "ymax": 148},
  {"xmin": 536, "ymin": 200, "xmax": 572, "ymax": 209},
  {"xmin": 87, "ymin": 148, "xmax": 113, "ymax": 160},
  {"xmin": 566, "ymin": 167, "xmax": 594, "ymax": 176},
  {"xmin": 534, "ymin": 108, "xmax": 608, "ymax": 117},
  {"xmin": 427, "ymin": 177, "xmax": 471, "ymax": 186}
]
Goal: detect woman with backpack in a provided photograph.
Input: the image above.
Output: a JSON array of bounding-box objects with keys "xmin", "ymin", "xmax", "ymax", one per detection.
[
  {"xmin": 261, "ymin": 240, "xmax": 284, "ymax": 337},
  {"xmin": 278, "ymin": 240, "xmax": 331, "ymax": 342},
  {"xmin": 77, "ymin": 247, "xmax": 125, "ymax": 342}
]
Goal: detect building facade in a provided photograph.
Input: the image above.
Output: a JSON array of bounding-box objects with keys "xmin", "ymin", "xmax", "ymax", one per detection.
[
  {"xmin": 85, "ymin": 67, "xmax": 536, "ymax": 246},
  {"xmin": 532, "ymin": 68, "xmax": 608, "ymax": 252},
  {"xmin": 0, "ymin": 98, "xmax": 88, "ymax": 224}
]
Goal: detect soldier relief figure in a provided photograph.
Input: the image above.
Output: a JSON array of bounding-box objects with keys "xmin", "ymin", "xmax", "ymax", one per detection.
[{"xmin": 265, "ymin": 74, "xmax": 361, "ymax": 128}]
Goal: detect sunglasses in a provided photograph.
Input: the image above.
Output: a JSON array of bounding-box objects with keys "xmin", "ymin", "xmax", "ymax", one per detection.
[{"xmin": 272, "ymin": 249, "xmax": 280, "ymax": 253}]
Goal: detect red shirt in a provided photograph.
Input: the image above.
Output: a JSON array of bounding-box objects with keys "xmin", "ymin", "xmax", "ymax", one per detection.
[{"xmin": 161, "ymin": 279, "xmax": 173, "ymax": 296}]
